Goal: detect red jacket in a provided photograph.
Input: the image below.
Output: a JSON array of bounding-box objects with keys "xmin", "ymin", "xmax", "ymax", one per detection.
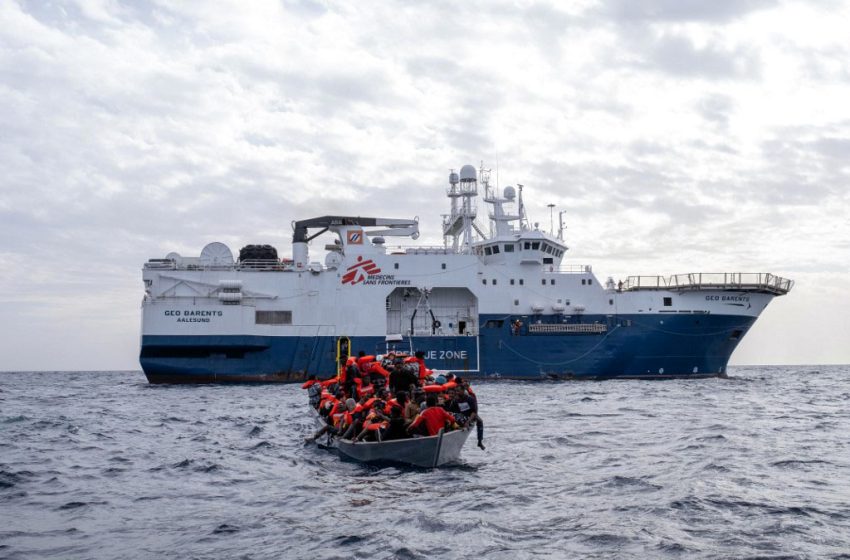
[{"xmin": 410, "ymin": 407, "xmax": 455, "ymax": 436}]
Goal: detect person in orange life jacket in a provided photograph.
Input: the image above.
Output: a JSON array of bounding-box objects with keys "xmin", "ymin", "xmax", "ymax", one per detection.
[
  {"xmin": 367, "ymin": 359, "xmax": 390, "ymax": 392},
  {"xmin": 446, "ymin": 386, "xmax": 485, "ymax": 450},
  {"xmin": 413, "ymin": 350, "xmax": 432, "ymax": 382},
  {"xmin": 340, "ymin": 399, "xmax": 367, "ymax": 440},
  {"xmin": 408, "ymin": 394, "xmax": 458, "ymax": 437},
  {"xmin": 353, "ymin": 399, "xmax": 390, "ymax": 442},
  {"xmin": 353, "ymin": 375, "xmax": 374, "ymax": 399},
  {"xmin": 341, "ymin": 357, "xmax": 358, "ymax": 398},
  {"xmin": 305, "ymin": 392, "xmax": 347, "ymax": 443}
]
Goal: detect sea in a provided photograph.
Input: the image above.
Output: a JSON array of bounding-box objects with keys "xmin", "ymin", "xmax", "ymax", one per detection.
[{"xmin": 1, "ymin": 366, "xmax": 848, "ymax": 560}]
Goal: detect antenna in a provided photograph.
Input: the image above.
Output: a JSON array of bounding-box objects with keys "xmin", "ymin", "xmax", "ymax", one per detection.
[
  {"xmin": 558, "ymin": 210, "xmax": 567, "ymax": 241},
  {"xmin": 547, "ymin": 204, "xmax": 555, "ymax": 235}
]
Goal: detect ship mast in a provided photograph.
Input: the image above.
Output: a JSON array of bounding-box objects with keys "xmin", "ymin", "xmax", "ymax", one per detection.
[{"xmin": 442, "ymin": 165, "xmax": 479, "ymax": 253}]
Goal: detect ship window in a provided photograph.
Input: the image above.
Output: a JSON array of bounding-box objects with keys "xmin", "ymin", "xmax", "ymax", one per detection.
[
  {"xmin": 663, "ymin": 297, "xmax": 672, "ymax": 306},
  {"xmin": 514, "ymin": 299, "xmax": 519, "ymax": 305},
  {"xmin": 255, "ymin": 310, "xmax": 292, "ymax": 325},
  {"xmin": 492, "ymin": 245, "xmax": 500, "ymax": 254},
  {"xmin": 546, "ymin": 245, "xmax": 554, "ymax": 254},
  {"xmin": 588, "ymin": 279, "xmax": 593, "ymax": 285},
  {"xmin": 524, "ymin": 242, "xmax": 531, "ymax": 250},
  {"xmin": 441, "ymin": 263, "xmax": 446, "ymax": 270},
  {"xmin": 541, "ymin": 279, "xmax": 546, "ymax": 285},
  {"xmin": 504, "ymin": 244, "xmax": 515, "ymax": 252},
  {"xmin": 532, "ymin": 242, "xmax": 540, "ymax": 250},
  {"xmin": 394, "ymin": 263, "xmax": 399, "ymax": 269},
  {"xmin": 482, "ymin": 279, "xmax": 487, "ymax": 285},
  {"xmin": 550, "ymin": 279, "xmax": 555, "ymax": 285},
  {"xmin": 484, "ymin": 319, "xmax": 504, "ymax": 328},
  {"xmin": 510, "ymin": 279, "xmax": 515, "ymax": 285},
  {"xmin": 609, "ymin": 299, "xmax": 614, "ymax": 305},
  {"xmin": 484, "ymin": 247, "xmax": 492, "ymax": 255},
  {"xmin": 492, "ymin": 279, "xmax": 497, "ymax": 285},
  {"xmin": 519, "ymin": 279, "xmax": 524, "ymax": 285},
  {"xmin": 582, "ymin": 279, "xmax": 586, "ymax": 285},
  {"xmin": 543, "ymin": 257, "xmax": 553, "ymax": 264}
]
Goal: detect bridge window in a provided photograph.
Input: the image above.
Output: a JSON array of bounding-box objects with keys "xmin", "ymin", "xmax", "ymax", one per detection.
[
  {"xmin": 484, "ymin": 246, "xmax": 492, "ymax": 255},
  {"xmin": 524, "ymin": 241, "xmax": 531, "ymax": 250},
  {"xmin": 543, "ymin": 257, "xmax": 553, "ymax": 264},
  {"xmin": 504, "ymin": 244, "xmax": 515, "ymax": 252},
  {"xmin": 256, "ymin": 310, "xmax": 292, "ymax": 325},
  {"xmin": 492, "ymin": 245, "xmax": 500, "ymax": 254},
  {"xmin": 531, "ymin": 242, "xmax": 540, "ymax": 250}
]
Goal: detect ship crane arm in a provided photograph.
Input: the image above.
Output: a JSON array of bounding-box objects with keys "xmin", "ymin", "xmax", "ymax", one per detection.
[{"xmin": 293, "ymin": 216, "xmax": 419, "ymax": 242}]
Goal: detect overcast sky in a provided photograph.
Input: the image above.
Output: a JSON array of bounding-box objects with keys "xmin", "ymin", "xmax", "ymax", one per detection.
[{"xmin": 1, "ymin": 0, "xmax": 848, "ymax": 371}]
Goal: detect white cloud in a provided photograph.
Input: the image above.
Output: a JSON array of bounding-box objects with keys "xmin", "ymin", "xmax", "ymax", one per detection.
[{"xmin": 0, "ymin": 0, "xmax": 848, "ymax": 369}]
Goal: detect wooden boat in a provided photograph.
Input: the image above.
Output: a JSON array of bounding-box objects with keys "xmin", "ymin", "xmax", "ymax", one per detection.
[
  {"xmin": 336, "ymin": 428, "xmax": 471, "ymax": 467},
  {"xmin": 310, "ymin": 408, "xmax": 471, "ymax": 467}
]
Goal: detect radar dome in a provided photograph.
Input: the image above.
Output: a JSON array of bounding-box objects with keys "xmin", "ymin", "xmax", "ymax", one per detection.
[
  {"xmin": 459, "ymin": 164, "xmax": 477, "ymax": 182},
  {"xmin": 449, "ymin": 171, "xmax": 459, "ymax": 185},
  {"xmin": 503, "ymin": 186, "xmax": 516, "ymax": 200},
  {"xmin": 200, "ymin": 242, "xmax": 234, "ymax": 267}
]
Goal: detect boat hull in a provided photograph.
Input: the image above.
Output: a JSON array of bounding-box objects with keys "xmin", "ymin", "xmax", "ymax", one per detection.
[
  {"xmin": 335, "ymin": 429, "xmax": 472, "ymax": 467},
  {"xmin": 140, "ymin": 312, "xmax": 756, "ymax": 383}
]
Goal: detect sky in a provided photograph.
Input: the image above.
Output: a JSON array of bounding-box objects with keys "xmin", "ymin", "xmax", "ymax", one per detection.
[{"xmin": 1, "ymin": 0, "xmax": 848, "ymax": 371}]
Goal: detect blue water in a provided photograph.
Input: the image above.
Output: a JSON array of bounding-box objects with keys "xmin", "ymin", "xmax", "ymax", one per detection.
[{"xmin": 1, "ymin": 366, "xmax": 849, "ymax": 559}]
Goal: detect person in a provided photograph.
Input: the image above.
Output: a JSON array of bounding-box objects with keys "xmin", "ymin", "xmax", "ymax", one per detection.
[
  {"xmin": 353, "ymin": 400, "xmax": 390, "ymax": 442},
  {"xmin": 390, "ymin": 360, "xmax": 419, "ymax": 394},
  {"xmin": 342, "ymin": 357, "xmax": 358, "ymax": 398},
  {"xmin": 382, "ymin": 406, "xmax": 409, "ymax": 440},
  {"xmin": 512, "ymin": 319, "xmax": 523, "ymax": 335},
  {"xmin": 302, "ymin": 374, "xmax": 322, "ymax": 408},
  {"xmin": 413, "ymin": 351, "xmax": 432, "ymax": 382},
  {"xmin": 407, "ymin": 394, "xmax": 458, "ymax": 437},
  {"xmin": 446, "ymin": 386, "xmax": 485, "ymax": 450},
  {"xmin": 368, "ymin": 359, "xmax": 390, "ymax": 392},
  {"xmin": 404, "ymin": 391, "xmax": 421, "ymax": 425}
]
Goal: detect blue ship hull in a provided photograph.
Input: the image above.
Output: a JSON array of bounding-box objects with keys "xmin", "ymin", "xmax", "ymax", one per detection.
[{"xmin": 140, "ymin": 313, "xmax": 756, "ymax": 383}]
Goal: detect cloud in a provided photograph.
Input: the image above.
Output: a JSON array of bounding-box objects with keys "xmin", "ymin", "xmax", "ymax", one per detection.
[
  {"xmin": 600, "ymin": 0, "xmax": 779, "ymax": 23},
  {"xmin": 0, "ymin": 0, "xmax": 848, "ymax": 369}
]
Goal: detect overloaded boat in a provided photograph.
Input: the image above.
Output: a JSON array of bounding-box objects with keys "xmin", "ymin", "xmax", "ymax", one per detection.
[
  {"xmin": 140, "ymin": 162, "xmax": 793, "ymax": 383},
  {"xmin": 316, "ymin": 424, "xmax": 472, "ymax": 468}
]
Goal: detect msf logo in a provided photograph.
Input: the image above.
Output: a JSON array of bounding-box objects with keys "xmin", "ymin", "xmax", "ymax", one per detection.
[{"xmin": 341, "ymin": 256, "xmax": 381, "ymax": 285}]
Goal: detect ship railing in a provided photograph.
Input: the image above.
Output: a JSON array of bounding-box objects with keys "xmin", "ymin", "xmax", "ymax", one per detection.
[
  {"xmin": 622, "ymin": 273, "xmax": 794, "ymax": 295},
  {"xmin": 144, "ymin": 259, "xmax": 296, "ymax": 271}
]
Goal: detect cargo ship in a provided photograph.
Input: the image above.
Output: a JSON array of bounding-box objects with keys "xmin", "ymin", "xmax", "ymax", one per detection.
[{"xmin": 140, "ymin": 163, "xmax": 793, "ymax": 383}]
